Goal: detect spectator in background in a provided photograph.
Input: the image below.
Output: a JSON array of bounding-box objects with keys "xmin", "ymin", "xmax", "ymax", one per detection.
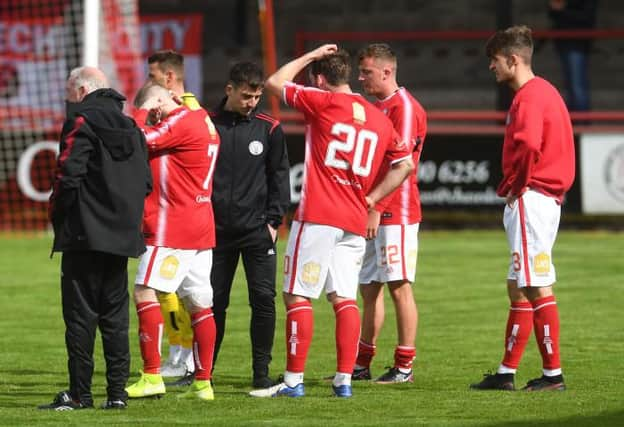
[
  {"xmin": 210, "ymin": 61, "xmax": 290, "ymax": 389},
  {"xmin": 548, "ymin": 0, "xmax": 599, "ymax": 112},
  {"xmin": 40, "ymin": 66, "xmax": 152, "ymax": 411}
]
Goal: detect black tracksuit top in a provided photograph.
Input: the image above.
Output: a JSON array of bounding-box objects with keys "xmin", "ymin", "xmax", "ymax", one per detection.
[{"xmin": 210, "ymin": 100, "xmax": 290, "ymax": 234}]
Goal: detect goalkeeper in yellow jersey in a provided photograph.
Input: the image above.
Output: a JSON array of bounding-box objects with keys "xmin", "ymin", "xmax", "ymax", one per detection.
[{"xmin": 141, "ymin": 50, "xmax": 202, "ymax": 383}]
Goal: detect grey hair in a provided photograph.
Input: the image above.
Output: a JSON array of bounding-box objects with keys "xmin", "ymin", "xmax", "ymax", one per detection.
[{"xmin": 68, "ymin": 66, "xmax": 108, "ymax": 94}]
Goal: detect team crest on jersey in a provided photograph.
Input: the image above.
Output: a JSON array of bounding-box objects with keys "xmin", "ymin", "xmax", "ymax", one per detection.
[
  {"xmin": 248, "ymin": 140, "xmax": 264, "ymax": 156},
  {"xmin": 533, "ymin": 253, "xmax": 550, "ymax": 276},
  {"xmin": 352, "ymin": 102, "xmax": 366, "ymax": 124},
  {"xmin": 160, "ymin": 255, "xmax": 179, "ymax": 280},
  {"xmin": 301, "ymin": 262, "xmax": 321, "ymax": 286}
]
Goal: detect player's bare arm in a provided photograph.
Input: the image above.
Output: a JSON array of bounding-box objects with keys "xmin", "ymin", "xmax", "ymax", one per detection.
[
  {"xmin": 265, "ymin": 44, "xmax": 338, "ymax": 97},
  {"xmin": 365, "ymin": 209, "xmax": 381, "ymax": 240},
  {"xmin": 366, "ymin": 157, "xmax": 414, "ymax": 207}
]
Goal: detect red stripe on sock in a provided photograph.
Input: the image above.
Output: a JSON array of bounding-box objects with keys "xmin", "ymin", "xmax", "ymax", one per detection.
[{"xmin": 518, "ymin": 197, "xmax": 532, "ymax": 286}]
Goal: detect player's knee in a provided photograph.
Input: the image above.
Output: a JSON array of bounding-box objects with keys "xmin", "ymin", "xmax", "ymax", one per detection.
[{"xmin": 181, "ymin": 290, "xmax": 213, "ymax": 313}]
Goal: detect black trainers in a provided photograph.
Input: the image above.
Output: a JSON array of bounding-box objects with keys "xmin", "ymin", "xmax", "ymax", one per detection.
[
  {"xmin": 165, "ymin": 370, "xmax": 195, "ymax": 387},
  {"xmin": 38, "ymin": 390, "xmax": 94, "ymax": 411},
  {"xmin": 253, "ymin": 375, "xmax": 278, "ymax": 388},
  {"xmin": 470, "ymin": 373, "xmax": 515, "ymax": 391},
  {"xmin": 522, "ymin": 375, "xmax": 566, "ymax": 391},
  {"xmin": 352, "ymin": 367, "xmax": 372, "ymax": 381},
  {"xmin": 100, "ymin": 399, "xmax": 127, "ymax": 409},
  {"xmin": 375, "ymin": 367, "xmax": 413, "ymax": 384}
]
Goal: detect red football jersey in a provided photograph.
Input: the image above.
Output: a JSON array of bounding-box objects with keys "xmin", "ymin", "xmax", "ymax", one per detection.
[
  {"xmin": 134, "ymin": 106, "xmax": 220, "ymax": 249},
  {"xmin": 497, "ymin": 77, "xmax": 575, "ymax": 202},
  {"xmin": 283, "ymin": 82, "xmax": 411, "ymax": 236},
  {"xmin": 373, "ymin": 87, "xmax": 427, "ymax": 225}
]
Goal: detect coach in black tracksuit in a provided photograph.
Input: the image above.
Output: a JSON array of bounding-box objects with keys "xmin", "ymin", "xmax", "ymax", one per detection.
[
  {"xmin": 43, "ymin": 67, "xmax": 151, "ymax": 410},
  {"xmin": 210, "ymin": 62, "xmax": 290, "ymax": 388}
]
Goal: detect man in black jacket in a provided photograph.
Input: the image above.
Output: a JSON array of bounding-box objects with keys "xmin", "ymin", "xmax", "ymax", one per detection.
[
  {"xmin": 210, "ymin": 62, "xmax": 290, "ymax": 388},
  {"xmin": 40, "ymin": 66, "xmax": 152, "ymax": 411}
]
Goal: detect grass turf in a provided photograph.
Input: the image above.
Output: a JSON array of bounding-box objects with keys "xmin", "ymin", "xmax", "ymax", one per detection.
[{"xmin": 0, "ymin": 230, "xmax": 622, "ymax": 426}]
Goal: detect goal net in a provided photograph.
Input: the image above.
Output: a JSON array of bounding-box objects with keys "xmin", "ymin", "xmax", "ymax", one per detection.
[{"xmin": 0, "ymin": 0, "xmax": 141, "ymax": 232}]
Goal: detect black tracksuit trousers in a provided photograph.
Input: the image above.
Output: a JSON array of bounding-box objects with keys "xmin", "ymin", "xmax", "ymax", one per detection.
[
  {"xmin": 211, "ymin": 225, "xmax": 277, "ymax": 380},
  {"xmin": 61, "ymin": 251, "xmax": 130, "ymax": 404}
]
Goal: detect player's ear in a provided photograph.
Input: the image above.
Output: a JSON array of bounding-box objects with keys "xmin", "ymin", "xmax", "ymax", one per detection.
[{"xmin": 225, "ymin": 83, "xmax": 234, "ymax": 97}]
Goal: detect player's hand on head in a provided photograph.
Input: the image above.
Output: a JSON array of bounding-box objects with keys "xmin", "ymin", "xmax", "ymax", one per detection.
[{"xmin": 311, "ymin": 44, "xmax": 338, "ymax": 60}]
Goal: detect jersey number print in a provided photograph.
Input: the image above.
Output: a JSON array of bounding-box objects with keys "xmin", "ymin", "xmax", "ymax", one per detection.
[{"xmin": 325, "ymin": 122, "xmax": 378, "ymax": 177}]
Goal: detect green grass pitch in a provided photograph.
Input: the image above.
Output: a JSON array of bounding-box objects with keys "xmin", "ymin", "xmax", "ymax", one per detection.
[{"xmin": 0, "ymin": 230, "xmax": 622, "ymax": 426}]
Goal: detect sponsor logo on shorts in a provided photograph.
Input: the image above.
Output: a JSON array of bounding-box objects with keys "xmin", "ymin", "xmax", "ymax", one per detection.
[
  {"xmin": 301, "ymin": 262, "xmax": 321, "ymax": 286},
  {"xmin": 533, "ymin": 252, "xmax": 550, "ymax": 276},
  {"xmin": 604, "ymin": 144, "xmax": 624, "ymax": 202},
  {"xmin": 248, "ymin": 140, "xmax": 264, "ymax": 156},
  {"xmin": 160, "ymin": 255, "xmax": 179, "ymax": 280}
]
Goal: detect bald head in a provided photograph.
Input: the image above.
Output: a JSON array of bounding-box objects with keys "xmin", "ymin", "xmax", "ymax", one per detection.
[
  {"xmin": 134, "ymin": 82, "xmax": 180, "ymax": 117},
  {"xmin": 66, "ymin": 66, "xmax": 108, "ymax": 102}
]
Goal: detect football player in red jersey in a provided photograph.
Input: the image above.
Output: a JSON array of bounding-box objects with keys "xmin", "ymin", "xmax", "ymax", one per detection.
[
  {"xmin": 125, "ymin": 84, "xmax": 220, "ymax": 401},
  {"xmin": 353, "ymin": 43, "xmax": 427, "ymax": 384},
  {"xmin": 249, "ymin": 45, "xmax": 414, "ymax": 398},
  {"xmin": 470, "ymin": 26, "xmax": 575, "ymax": 392}
]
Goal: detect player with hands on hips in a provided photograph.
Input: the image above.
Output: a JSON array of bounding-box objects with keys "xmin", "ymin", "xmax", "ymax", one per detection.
[{"xmin": 248, "ymin": 44, "xmax": 414, "ymax": 399}]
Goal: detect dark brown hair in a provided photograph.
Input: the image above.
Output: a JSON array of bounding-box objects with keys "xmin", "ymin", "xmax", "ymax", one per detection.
[
  {"xmin": 309, "ymin": 49, "xmax": 351, "ymax": 86},
  {"xmin": 147, "ymin": 50, "xmax": 185, "ymax": 78},
  {"xmin": 485, "ymin": 25, "xmax": 533, "ymax": 64},
  {"xmin": 228, "ymin": 61, "xmax": 264, "ymax": 89}
]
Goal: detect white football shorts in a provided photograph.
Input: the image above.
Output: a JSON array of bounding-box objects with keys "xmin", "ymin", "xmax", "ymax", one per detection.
[
  {"xmin": 135, "ymin": 246, "xmax": 213, "ymax": 305},
  {"xmin": 283, "ymin": 221, "xmax": 365, "ymax": 300},
  {"xmin": 503, "ymin": 189, "xmax": 560, "ymax": 287},
  {"xmin": 359, "ymin": 223, "xmax": 419, "ymax": 285}
]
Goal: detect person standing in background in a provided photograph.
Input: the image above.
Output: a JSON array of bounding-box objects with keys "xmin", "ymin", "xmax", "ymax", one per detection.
[{"xmin": 548, "ymin": 0, "xmax": 598, "ymax": 112}]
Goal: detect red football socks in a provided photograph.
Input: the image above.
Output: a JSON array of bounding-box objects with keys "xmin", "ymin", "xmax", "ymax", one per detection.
[
  {"xmin": 191, "ymin": 308, "xmax": 216, "ymax": 381},
  {"xmin": 334, "ymin": 300, "xmax": 360, "ymax": 373},
  {"xmin": 355, "ymin": 339, "xmax": 376, "ymax": 368},
  {"xmin": 394, "ymin": 345, "xmax": 416, "ymax": 370},
  {"xmin": 136, "ymin": 301, "xmax": 163, "ymax": 374},
  {"xmin": 532, "ymin": 295, "xmax": 561, "ymax": 372},
  {"xmin": 285, "ymin": 301, "xmax": 314, "ymax": 373},
  {"xmin": 500, "ymin": 301, "xmax": 533, "ymax": 370}
]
